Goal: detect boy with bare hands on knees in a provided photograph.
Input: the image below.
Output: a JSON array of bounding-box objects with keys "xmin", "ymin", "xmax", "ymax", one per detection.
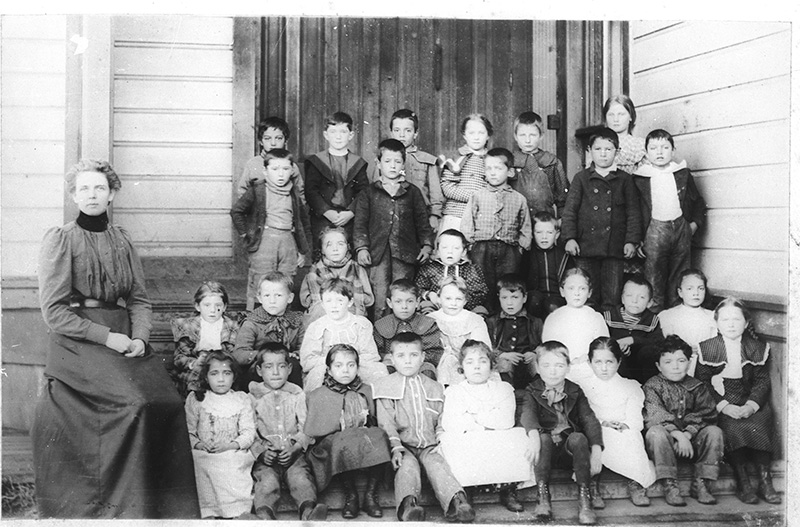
[{"xmin": 373, "ymin": 332, "xmax": 475, "ymax": 522}]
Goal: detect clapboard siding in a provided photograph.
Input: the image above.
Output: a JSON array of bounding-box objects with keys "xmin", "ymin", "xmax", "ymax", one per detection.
[
  {"xmin": 630, "ymin": 21, "xmax": 790, "ymax": 303},
  {"xmin": 693, "ymin": 249, "xmax": 786, "ymax": 301},
  {"xmin": 632, "ymin": 31, "xmax": 790, "ymax": 104},
  {"xmin": 111, "ymin": 16, "xmax": 235, "ymax": 258},
  {"xmin": 631, "ymin": 21, "xmax": 787, "ymax": 73},
  {"xmin": 0, "ymin": 15, "xmax": 67, "ymax": 279},
  {"xmin": 636, "ymin": 77, "xmax": 789, "ymax": 135},
  {"xmin": 694, "ymin": 165, "xmax": 789, "ymax": 209}
]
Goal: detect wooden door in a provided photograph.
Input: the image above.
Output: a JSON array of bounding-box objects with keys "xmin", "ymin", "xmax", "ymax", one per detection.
[{"xmin": 258, "ymin": 18, "xmax": 561, "ymax": 166}]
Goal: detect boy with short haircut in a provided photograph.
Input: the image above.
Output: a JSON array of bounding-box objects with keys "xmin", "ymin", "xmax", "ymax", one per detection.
[
  {"xmin": 634, "ymin": 129, "xmax": 706, "ymax": 312},
  {"xmin": 562, "ymin": 127, "xmax": 642, "ymax": 311},
  {"xmin": 354, "ymin": 139, "xmax": 434, "ymax": 318},
  {"xmin": 373, "ymin": 279, "xmax": 443, "ymax": 377},
  {"xmin": 486, "ymin": 274, "xmax": 544, "ymax": 403},
  {"xmin": 416, "ymin": 229, "xmax": 489, "ymax": 314},
  {"xmin": 643, "ymin": 335, "xmax": 723, "ymax": 506},
  {"xmin": 512, "ymin": 111, "xmax": 570, "ymax": 218},
  {"xmin": 373, "ymin": 332, "xmax": 475, "ymax": 522},
  {"xmin": 461, "ymin": 147, "xmax": 532, "ymax": 310},
  {"xmin": 304, "ymin": 111, "xmax": 369, "ymax": 248},
  {"xmin": 231, "ymin": 149, "xmax": 312, "ymax": 311},
  {"xmin": 236, "ymin": 116, "xmax": 305, "ymax": 201},
  {"xmin": 249, "ymin": 343, "xmax": 328, "ymax": 521},
  {"xmin": 368, "ymin": 109, "xmax": 444, "ymax": 230},
  {"xmin": 525, "ymin": 211, "xmax": 571, "ymax": 318},
  {"xmin": 603, "ymin": 273, "xmax": 663, "ymax": 384},
  {"xmin": 520, "ymin": 341, "xmax": 604, "ymax": 525},
  {"xmin": 233, "ymin": 272, "xmax": 305, "ymax": 389}
]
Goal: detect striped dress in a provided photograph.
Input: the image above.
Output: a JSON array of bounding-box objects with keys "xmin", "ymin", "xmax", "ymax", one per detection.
[{"xmin": 441, "ymin": 150, "xmax": 488, "ymax": 219}]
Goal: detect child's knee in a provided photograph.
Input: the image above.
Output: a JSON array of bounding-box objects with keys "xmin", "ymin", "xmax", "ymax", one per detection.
[
  {"xmin": 565, "ymin": 431, "xmax": 589, "ymax": 453},
  {"xmin": 700, "ymin": 425, "xmax": 724, "ymax": 447},
  {"xmin": 645, "ymin": 425, "xmax": 670, "ymax": 446}
]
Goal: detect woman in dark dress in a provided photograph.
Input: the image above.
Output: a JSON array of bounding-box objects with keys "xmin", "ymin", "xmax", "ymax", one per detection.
[{"xmin": 32, "ymin": 159, "xmax": 199, "ymax": 518}]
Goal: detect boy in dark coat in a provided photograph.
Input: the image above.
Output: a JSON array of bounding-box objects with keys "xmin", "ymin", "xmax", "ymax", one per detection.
[
  {"xmin": 562, "ymin": 128, "xmax": 642, "ymax": 311},
  {"xmin": 520, "ymin": 341, "xmax": 604, "ymax": 525}
]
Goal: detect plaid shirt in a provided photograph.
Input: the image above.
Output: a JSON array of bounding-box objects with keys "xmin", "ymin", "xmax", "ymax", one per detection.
[
  {"xmin": 461, "ymin": 185, "xmax": 532, "ymax": 249},
  {"xmin": 614, "ymin": 134, "xmax": 646, "ymax": 175}
]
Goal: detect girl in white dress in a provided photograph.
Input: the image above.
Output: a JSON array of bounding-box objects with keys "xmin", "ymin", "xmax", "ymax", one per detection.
[
  {"xmin": 439, "ymin": 340, "xmax": 532, "ymax": 511},
  {"xmin": 658, "ymin": 269, "xmax": 716, "ymax": 375},
  {"xmin": 427, "ymin": 277, "xmax": 492, "ymax": 385},
  {"xmin": 583, "ymin": 337, "xmax": 656, "ymax": 507},
  {"xmin": 542, "ymin": 268, "xmax": 609, "ymax": 389},
  {"xmin": 185, "ymin": 351, "xmax": 257, "ymax": 518}
]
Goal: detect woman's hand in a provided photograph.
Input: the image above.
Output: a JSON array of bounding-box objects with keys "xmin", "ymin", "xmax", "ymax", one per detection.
[
  {"xmin": 105, "ymin": 332, "xmax": 132, "ymax": 354},
  {"xmin": 125, "ymin": 338, "xmax": 146, "ymax": 358},
  {"xmin": 194, "ymin": 441, "xmax": 211, "ymax": 452}
]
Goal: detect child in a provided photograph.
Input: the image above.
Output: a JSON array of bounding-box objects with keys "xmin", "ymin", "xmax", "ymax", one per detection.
[
  {"xmin": 185, "ymin": 351, "xmax": 256, "ymax": 519},
  {"xmin": 427, "ymin": 277, "xmax": 492, "ymax": 386},
  {"xmin": 231, "ymin": 148, "xmax": 312, "ymax": 311},
  {"xmin": 562, "ymin": 127, "xmax": 642, "ymax": 310},
  {"xmin": 236, "ymin": 116, "xmax": 305, "ymax": 201},
  {"xmin": 415, "ymin": 229, "xmax": 488, "ymax": 314},
  {"xmin": 486, "ymin": 274, "xmax": 543, "ymax": 403},
  {"xmin": 439, "ymin": 113, "xmax": 492, "ymax": 233},
  {"xmin": 542, "ymin": 268, "xmax": 610, "ymax": 389},
  {"xmin": 603, "ymin": 96, "xmax": 646, "ymax": 175},
  {"xmin": 583, "ymin": 337, "xmax": 657, "ymax": 508},
  {"xmin": 171, "ymin": 281, "xmax": 239, "ymax": 396},
  {"xmin": 354, "ymin": 138, "xmax": 434, "ymax": 318},
  {"xmin": 520, "ymin": 341, "xmax": 604, "ymax": 525},
  {"xmin": 233, "ymin": 272, "xmax": 304, "ymax": 389},
  {"xmin": 695, "ymin": 298, "xmax": 781, "ymax": 505},
  {"xmin": 299, "ymin": 277, "xmax": 388, "ymax": 392},
  {"xmin": 300, "ymin": 226, "xmax": 374, "ymax": 324},
  {"xmin": 511, "ymin": 111, "xmax": 570, "ymax": 218},
  {"xmin": 643, "ymin": 335, "xmax": 723, "ymax": 506},
  {"xmin": 373, "ymin": 279, "xmax": 443, "ymax": 378},
  {"xmin": 634, "ymin": 129, "xmax": 706, "ymax": 312},
  {"xmin": 367, "ymin": 109, "xmax": 444, "ymax": 231},
  {"xmin": 603, "ymin": 274, "xmax": 663, "ymax": 385},
  {"xmin": 372, "ymin": 332, "xmax": 475, "ymax": 522},
  {"xmin": 305, "ymin": 344, "xmax": 392, "ymax": 519},
  {"xmin": 659, "ymin": 269, "xmax": 717, "ymax": 375},
  {"xmin": 249, "ymin": 343, "xmax": 328, "ymax": 521},
  {"xmin": 304, "ymin": 111, "xmax": 369, "ymax": 247},
  {"xmin": 439, "ymin": 340, "xmax": 532, "ymax": 512},
  {"xmin": 461, "ymin": 147, "xmax": 532, "ymax": 308},
  {"xmin": 524, "ymin": 211, "xmax": 570, "ymax": 318}
]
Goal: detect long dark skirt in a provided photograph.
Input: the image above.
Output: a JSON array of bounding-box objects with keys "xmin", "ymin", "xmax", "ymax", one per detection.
[
  {"xmin": 31, "ymin": 306, "xmax": 200, "ymax": 518},
  {"xmin": 307, "ymin": 427, "xmax": 391, "ymax": 490},
  {"xmin": 719, "ymin": 402, "xmax": 775, "ymax": 454}
]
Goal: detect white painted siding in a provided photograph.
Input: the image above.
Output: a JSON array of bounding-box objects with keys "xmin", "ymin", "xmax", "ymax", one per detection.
[
  {"xmin": 1, "ymin": 15, "xmax": 67, "ymax": 278},
  {"xmin": 630, "ymin": 21, "xmax": 790, "ymax": 302},
  {"xmin": 110, "ymin": 16, "xmax": 234, "ymax": 258}
]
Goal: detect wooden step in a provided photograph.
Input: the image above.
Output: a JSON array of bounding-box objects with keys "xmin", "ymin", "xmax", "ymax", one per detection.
[{"xmin": 3, "ymin": 428, "xmax": 785, "ymax": 524}]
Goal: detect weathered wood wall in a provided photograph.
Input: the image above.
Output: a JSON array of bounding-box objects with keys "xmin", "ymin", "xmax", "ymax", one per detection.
[
  {"xmin": 630, "ymin": 21, "xmax": 790, "ymax": 456},
  {"xmin": 258, "ymin": 18, "xmax": 560, "ymax": 165}
]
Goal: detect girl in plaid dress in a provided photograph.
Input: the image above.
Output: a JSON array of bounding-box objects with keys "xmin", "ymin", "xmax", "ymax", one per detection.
[
  {"xmin": 439, "ymin": 113, "xmax": 493, "ymax": 233},
  {"xmin": 695, "ymin": 298, "xmax": 781, "ymax": 505},
  {"xmin": 171, "ymin": 281, "xmax": 239, "ymax": 397},
  {"xmin": 603, "ymin": 95, "xmax": 646, "ymax": 175}
]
